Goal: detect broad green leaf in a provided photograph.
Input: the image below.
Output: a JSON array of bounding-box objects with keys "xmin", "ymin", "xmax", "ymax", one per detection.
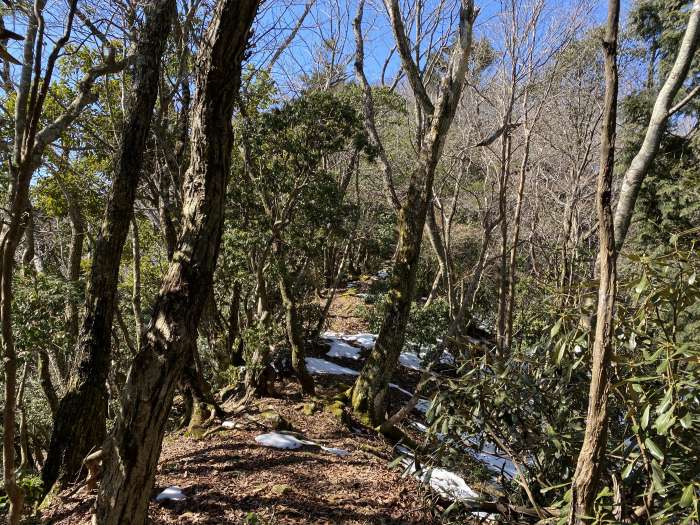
[
  {"xmin": 654, "ymin": 408, "xmax": 676, "ymax": 436},
  {"xmin": 680, "ymin": 484, "xmax": 695, "ymax": 508},
  {"xmin": 645, "ymin": 438, "xmax": 664, "ymax": 461},
  {"xmin": 641, "ymin": 404, "xmax": 650, "ymax": 429},
  {"xmin": 551, "ymin": 318, "xmax": 562, "ymax": 338},
  {"xmin": 635, "ymin": 274, "xmax": 649, "ymax": 294}
]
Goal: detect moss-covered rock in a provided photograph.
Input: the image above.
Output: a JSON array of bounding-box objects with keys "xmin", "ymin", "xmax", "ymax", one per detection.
[
  {"xmin": 270, "ymin": 483, "xmax": 292, "ymax": 496},
  {"xmin": 257, "ymin": 410, "xmax": 293, "ymax": 431}
]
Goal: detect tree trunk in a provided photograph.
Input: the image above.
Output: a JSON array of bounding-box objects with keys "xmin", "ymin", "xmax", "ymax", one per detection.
[
  {"xmin": 504, "ymin": 129, "xmax": 532, "ymax": 349},
  {"xmin": 613, "ymin": 0, "xmax": 700, "ymax": 251},
  {"xmin": 423, "ymin": 203, "xmax": 451, "ymax": 309},
  {"xmin": 569, "ymin": 0, "xmax": 619, "ymax": 521},
  {"xmin": 277, "ymin": 258, "xmax": 315, "ymax": 395},
  {"xmin": 350, "ymin": 183, "xmax": 430, "ymax": 424},
  {"xmin": 38, "ymin": 349, "xmax": 59, "ymax": 417},
  {"xmin": 95, "ymin": 3, "xmax": 258, "ymax": 522},
  {"xmin": 495, "ymin": 131, "xmax": 513, "ymax": 354},
  {"xmin": 64, "ymin": 183, "xmax": 86, "ymax": 352},
  {"xmin": 225, "ymin": 281, "xmax": 243, "ymax": 366},
  {"xmin": 42, "ymin": 0, "xmax": 175, "ymax": 494},
  {"xmin": 349, "ymin": 0, "xmax": 476, "ymax": 426},
  {"xmin": 132, "ymin": 216, "xmax": 144, "ymax": 347}
]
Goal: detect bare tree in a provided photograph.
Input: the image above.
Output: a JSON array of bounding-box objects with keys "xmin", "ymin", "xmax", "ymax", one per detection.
[{"xmin": 349, "ymin": 0, "xmax": 477, "ymax": 425}]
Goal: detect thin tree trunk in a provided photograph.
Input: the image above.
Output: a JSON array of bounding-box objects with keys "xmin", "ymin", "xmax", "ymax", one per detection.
[
  {"xmin": 225, "ymin": 281, "xmax": 243, "ymax": 366},
  {"xmin": 95, "ymin": 3, "xmax": 258, "ymax": 522},
  {"xmin": 17, "ymin": 363, "xmax": 31, "ymax": 471},
  {"xmin": 495, "ymin": 131, "xmax": 512, "ymax": 354},
  {"xmin": 613, "ymin": 0, "xmax": 700, "ymax": 251},
  {"xmin": 42, "ymin": 0, "xmax": 175, "ymax": 494},
  {"xmin": 64, "ymin": 184, "xmax": 85, "ymax": 349},
  {"xmin": 423, "ymin": 203, "xmax": 450, "ymax": 309},
  {"xmin": 504, "ymin": 130, "xmax": 532, "ymax": 349},
  {"xmin": 569, "ymin": 0, "xmax": 619, "ymax": 521},
  {"xmin": 277, "ymin": 265, "xmax": 315, "ymax": 395}
]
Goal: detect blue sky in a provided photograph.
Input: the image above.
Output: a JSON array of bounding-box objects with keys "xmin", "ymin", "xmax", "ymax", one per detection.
[{"xmin": 259, "ymin": 0, "xmax": 635, "ymax": 91}]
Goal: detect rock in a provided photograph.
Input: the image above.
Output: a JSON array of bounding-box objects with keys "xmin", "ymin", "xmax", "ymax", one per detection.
[
  {"xmin": 324, "ymin": 400, "xmax": 350, "ymax": 425},
  {"xmin": 257, "ymin": 410, "xmax": 293, "ymax": 431},
  {"xmin": 303, "ymin": 401, "xmax": 319, "ymax": 415},
  {"xmin": 270, "ymin": 483, "xmax": 292, "ymax": 496}
]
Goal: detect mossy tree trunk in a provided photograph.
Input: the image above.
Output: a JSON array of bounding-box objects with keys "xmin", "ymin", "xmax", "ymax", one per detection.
[
  {"xmin": 41, "ymin": 0, "xmax": 176, "ymax": 495},
  {"xmin": 95, "ymin": 3, "xmax": 258, "ymax": 522},
  {"xmin": 276, "ymin": 256, "xmax": 315, "ymax": 395},
  {"xmin": 349, "ymin": 0, "xmax": 476, "ymax": 426},
  {"xmin": 350, "ymin": 181, "xmax": 430, "ymax": 423}
]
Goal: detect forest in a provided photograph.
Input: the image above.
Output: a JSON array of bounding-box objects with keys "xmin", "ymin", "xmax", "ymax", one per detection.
[{"xmin": 0, "ymin": 0, "xmax": 698, "ymax": 523}]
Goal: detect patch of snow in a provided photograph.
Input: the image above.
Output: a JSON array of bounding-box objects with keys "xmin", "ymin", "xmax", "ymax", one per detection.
[
  {"xmin": 419, "ymin": 467, "xmax": 479, "ymax": 501},
  {"xmin": 305, "ymin": 357, "xmax": 359, "ymax": 376},
  {"xmin": 320, "ymin": 446, "xmax": 351, "ymax": 456},
  {"xmin": 439, "ymin": 350, "xmax": 455, "ymax": 365},
  {"xmin": 389, "ymin": 383, "xmax": 414, "ymax": 397},
  {"xmin": 470, "ymin": 443, "xmax": 517, "ymax": 478},
  {"xmin": 156, "ymin": 486, "xmax": 186, "ymax": 502},
  {"xmin": 324, "ymin": 338, "xmax": 363, "ymax": 360},
  {"xmin": 322, "ymin": 331, "xmax": 376, "ymax": 349},
  {"xmin": 411, "ymin": 421, "xmax": 429, "ymax": 433},
  {"xmin": 414, "ymin": 398, "xmax": 432, "ymax": 414},
  {"xmin": 396, "ymin": 449, "xmax": 480, "ymax": 503},
  {"xmin": 399, "ymin": 351, "xmax": 422, "ymax": 370},
  {"xmin": 221, "ymin": 420, "xmax": 236, "ymax": 429},
  {"xmin": 255, "ymin": 432, "xmax": 307, "ymax": 450},
  {"xmin": 344, "ymin": 333, "xmax": 377, "ymax": 348},
  {"xmin": 256, "ymin": 432, "xmax": 351, "ymax": 457}
]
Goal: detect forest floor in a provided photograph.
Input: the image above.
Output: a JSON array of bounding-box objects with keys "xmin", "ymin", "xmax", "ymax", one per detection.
[{"xmin": 39, "ymin": 278, "xmax": 494, "ymax": 524}]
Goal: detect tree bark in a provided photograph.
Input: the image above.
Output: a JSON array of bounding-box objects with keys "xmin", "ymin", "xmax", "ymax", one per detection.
[
  {"xmin": 350, "ymin": 0, "xmax": 476, "ymax": 425},
  {"xmin": 95, "ymin": 3, "xmax": 258, "ymax": 522},
  {"xmin": 131, "ymin": 216, "xmax": 144, "ymax": 348},
  {"xmin": 276, "ymin": 253, "xmax": 315, "ymax": 395},
  {"xmin": 38, "ymin": 349, "xmax": 59, "ymax": 417},
  {"xmin": 612, "ymin": 0, "xmax": 700, "ymax": 251},
  {"xmin": 42, "ymin": 0, "xmax": 175, "ymax": 494},
  {"xmin": 569, "ymin": 0, "xmax": 619, "ymax": 521}
]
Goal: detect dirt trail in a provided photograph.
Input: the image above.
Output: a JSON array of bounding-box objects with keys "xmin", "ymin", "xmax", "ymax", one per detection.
[{"xmin": 41, "ymin": 284, "xmax": 443, "ymax": 524}]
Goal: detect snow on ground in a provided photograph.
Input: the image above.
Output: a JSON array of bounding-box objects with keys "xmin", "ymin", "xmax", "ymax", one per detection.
[
  {"xmin": 313, "ymin": 330, "xmax": 512, "ymax": 491},
  {"xmin": 399, "ymin": 351, "xmax": 422, "ymax": 370},
  {"xmin": 256, "ymin": 432, "xmax": 308, "ymax": 449},
  {"xmin": 462, "ymin": 437, "xmax": 517, "ymax": 478},
  {"xmin": 322, "ymin": 331, "xmax": 376, "ymax": 350},
  {"xmin": 324, "ymin": 338, "xmax": 363, "ymax": 360},
  {"xmin": 306, "ymin": 357, "xmax": 359, "ymax": 376},
  {"xmin": 396, "ymin": 446, "xmax": 478, "ymax": 502},
  {"xmin": 156, "ymin": 486, "xmax": 186, "ymax": 502},
  {"xmin": 414, "ymin": 398, "xmax": 431, "ymax": 414},
  {"xmin": 320, "ymin": 446, "xmax": 351, "ymax": 456},
  {"xmin": 256, "ymin": 431, "xmax": 350, "ymax": 456},
  {"xmin": 418, "ymin": 467, "xmax": 479, "ymax": 501},
  {"xmin": 322, "ymin": 332, "xmax": 455, "ymax": 372}
]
